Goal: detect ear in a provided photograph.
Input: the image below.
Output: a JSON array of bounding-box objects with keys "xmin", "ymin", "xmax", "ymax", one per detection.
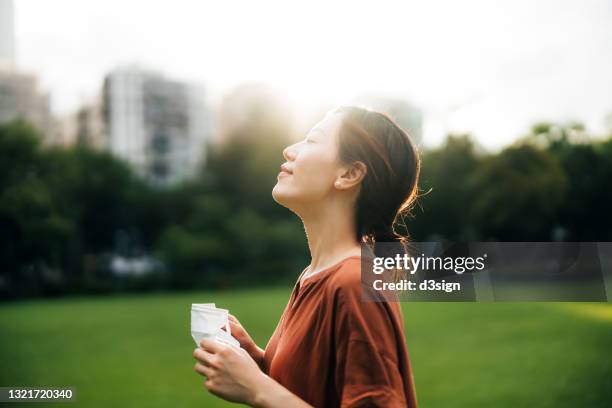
[{"xmin": 334, "ymin": 161, "xmax": 367, "ymax": 190}]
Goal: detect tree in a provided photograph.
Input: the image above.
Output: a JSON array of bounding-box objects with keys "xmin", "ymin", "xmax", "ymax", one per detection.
[
  {"xmin": 550, "ymin": 141, "xmax": 612, "ymax": 240},
  {"xmin": 0, "ymin": 120, "xmax": 73, "ymax": 298},
  {"xmin": 207, "ymin": 84, "xmax": 296, "ymax": 218},
  {"xmin": 469, "ymin": 144, "xmax": 567, "ymax": 240},
  {"xmin": 408, "ymin": 134, "xmax": 482, "ymax": 241}
]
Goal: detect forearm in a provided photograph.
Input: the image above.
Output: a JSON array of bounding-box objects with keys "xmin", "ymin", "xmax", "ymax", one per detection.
[{"xmin": 250, "ymin": 374, "xmax": 313, "ymax": 408}]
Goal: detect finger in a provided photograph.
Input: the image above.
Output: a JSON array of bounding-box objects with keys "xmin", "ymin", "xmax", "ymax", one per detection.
[
  {"xmin": 220, "ymin": 320, "xmax": 237, "ymax": 332},
  {"xmin": 227, "ymin": 320, "xmax": 240, "ymax": 331},
  {"xmin": 229, "ymin": 316, "xmax": 242, "ymax": 327},
  {"xmin": 194, "ymin": 362, "xmax": 214, "ymax": 378},
  {"xmin": 200, "ymin": 338, "xmax": 224, "ymax": 354},
  {"xmin": 193, "ymin": 347, "xmax": 216, "ymax": 367},
  {"xmin": 204, "ymin": 378, "xmax": 218, "ymax": 395}
]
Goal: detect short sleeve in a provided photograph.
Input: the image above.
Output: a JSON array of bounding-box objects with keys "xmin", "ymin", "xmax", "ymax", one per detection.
[{"xmin": 332, "ymin": 270, "xmax": 409, "ymax": 407}]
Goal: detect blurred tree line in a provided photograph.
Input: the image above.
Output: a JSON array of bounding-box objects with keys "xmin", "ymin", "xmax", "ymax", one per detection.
[
  {"xmin": 1, "ymin": 105, "xmax": 611, "ymax": 300},
  {"xmin": 408, "ymin": 122, "xmax": 612, "ymax": 242}
]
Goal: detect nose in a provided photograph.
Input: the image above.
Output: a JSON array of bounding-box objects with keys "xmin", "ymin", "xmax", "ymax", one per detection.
[{"xmin": 282, "ymin": 142, "xmax": 298, "ymax": 162}]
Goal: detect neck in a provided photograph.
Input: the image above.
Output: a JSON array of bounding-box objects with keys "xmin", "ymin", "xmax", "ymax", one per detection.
[{"xmin": 298, "ymin": 197, "xmax": 361, "ymax": 275}]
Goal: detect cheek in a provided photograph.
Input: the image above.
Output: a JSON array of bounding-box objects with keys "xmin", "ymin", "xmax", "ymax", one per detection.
[
  {"xmin": 293, "ymin": 151, "xmax": 337, "ymax": 195},
  {"xmin": 272, "ymin": 149, "xmax": 337, "ymax": 204}
]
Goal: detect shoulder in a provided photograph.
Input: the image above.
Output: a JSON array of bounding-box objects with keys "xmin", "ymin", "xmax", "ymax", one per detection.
[
  {"xmin": 326, "ymin": 256, "xmax": 377, "ymax": 300},
  {"xmin": 327, "ymin": 257, "xmax": 366, "ymax": 288},
  {"xmin": 326, "ymin": 257, "xmax": 404, "ymax": 341}
]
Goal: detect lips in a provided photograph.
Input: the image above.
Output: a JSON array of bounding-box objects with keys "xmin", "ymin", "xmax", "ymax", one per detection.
[{"xmin": 279, "ymin": 163, "xmax": 293, "ymax": 175}]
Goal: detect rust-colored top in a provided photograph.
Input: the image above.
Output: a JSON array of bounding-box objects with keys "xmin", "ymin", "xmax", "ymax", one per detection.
[{"xmin": 263, "ymin": 256, "xmax": 418, "ymax": 408}]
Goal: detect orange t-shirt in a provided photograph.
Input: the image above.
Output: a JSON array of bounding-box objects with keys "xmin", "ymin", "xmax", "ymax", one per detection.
[{"xmin": 263, "ymin": 256, "xmax": 418, "ymax": 408}]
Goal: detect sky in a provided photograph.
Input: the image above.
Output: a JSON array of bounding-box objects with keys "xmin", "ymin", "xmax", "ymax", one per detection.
[{"xmin": 12, "ymin": 0, "xmax": 612, "ymax": 150}]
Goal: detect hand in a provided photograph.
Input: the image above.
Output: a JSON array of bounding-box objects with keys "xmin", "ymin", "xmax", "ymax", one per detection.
[
  {"xmin": 223, "ymin": 314, "xmax": 264, "ymax": 366},
  {"xmin": 193, "ymin": 339, "xmax": 269, "ymax": 406}
]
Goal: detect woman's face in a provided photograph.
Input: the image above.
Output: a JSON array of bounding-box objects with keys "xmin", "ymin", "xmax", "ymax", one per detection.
[{"xmin": 272, "ymin": 112, "xmax": 345, "ymax": 211}]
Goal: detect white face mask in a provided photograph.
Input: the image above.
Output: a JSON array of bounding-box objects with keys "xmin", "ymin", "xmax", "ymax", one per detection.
[{"xmin": 191, "ymin": 303, "xmax": 240, "ymax": 348}]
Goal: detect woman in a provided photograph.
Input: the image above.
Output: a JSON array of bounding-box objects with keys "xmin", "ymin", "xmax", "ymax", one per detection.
[{"xmin": 193, "ymin": 106, "xmax": 420, "ymax": 407}]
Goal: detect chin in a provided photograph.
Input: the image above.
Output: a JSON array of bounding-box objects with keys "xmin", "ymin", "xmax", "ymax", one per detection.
[
  {"xmin": 272, "ymin": 184, "xmax": 296, "ymax": 210},
  {"xmin": 272, "ymin": 184, "xmax": 288, "ymax": 204}
]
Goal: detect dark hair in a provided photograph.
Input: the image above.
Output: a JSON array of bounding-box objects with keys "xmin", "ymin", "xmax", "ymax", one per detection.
[{"xmin": 334, "ymin": 106, "xmax": 420, "ymax": 255}]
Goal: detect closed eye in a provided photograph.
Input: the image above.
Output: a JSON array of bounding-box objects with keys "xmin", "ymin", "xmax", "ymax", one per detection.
[{"xmin": 306, "ymin": 128, "xmax": 324, "ymax": 143}]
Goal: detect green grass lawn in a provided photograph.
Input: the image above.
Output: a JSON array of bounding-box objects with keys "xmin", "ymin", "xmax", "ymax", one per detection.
[{"xmin": 1, "ymin": 288, "xmax": 611, "ymax": 407}]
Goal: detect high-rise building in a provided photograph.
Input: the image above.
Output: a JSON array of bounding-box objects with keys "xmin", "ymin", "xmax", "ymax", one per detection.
[
  {"xmin": 0, "ymin": 0, "xmax": 56, "ymax": 141},
  {"xmin": 0, "ymin": 0, "xmax": 15, "ymax": 70},
  {"xmin": 103, "ymin": 67, "xmax": 209, "ymax": 186},
  {"xmin": 0, "ymin": 69, "xmax": 53, "ymax": 136},
  {"xmin": 75, "ymin": 100, "xmax": 106, "ymax": 149}
]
